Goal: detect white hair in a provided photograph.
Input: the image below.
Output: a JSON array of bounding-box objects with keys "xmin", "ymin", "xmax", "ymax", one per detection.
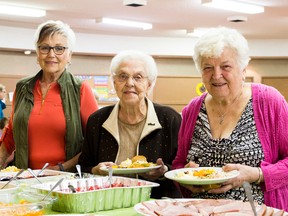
[
  {"xmin": 110, "ymin": 50, "xmax": 158, "ymax": 92},
  {"xmin": 193, "ymin": 27, "xmax": 250, "ymax": 72}
]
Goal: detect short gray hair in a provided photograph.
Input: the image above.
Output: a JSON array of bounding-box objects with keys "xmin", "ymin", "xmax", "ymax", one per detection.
[
  {"xmin": 193, "ymin": 27, "xmax": 250, "ymax": 72},
  {"xmin": 110, "ymin": 50, "xmax": 158, "ymax": 91},
  {"xmin": 34, "ymin": 20, "xmax": 76, "ymax": 52}
]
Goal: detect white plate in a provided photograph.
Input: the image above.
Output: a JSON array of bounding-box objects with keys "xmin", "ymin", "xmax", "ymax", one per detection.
[
  {"xmin": 134, "ymin": 199, "xmax": 288, "ymax": 216},
  {"xmin": 164, "ymin": 167, "xmax": 239, "ymax": 185},
  {"xmin": 100, "ymin": 165, "xmax": 161, "ymax": 174},
  {"xmin": 0, "ymin": 169, "xmax": 72, "ymax": 180}
]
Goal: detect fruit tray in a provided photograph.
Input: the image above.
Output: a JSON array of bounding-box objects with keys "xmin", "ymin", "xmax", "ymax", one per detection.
[{"xmin": 33, "ymin": 176, "xmax": 159, "ymax": 213}]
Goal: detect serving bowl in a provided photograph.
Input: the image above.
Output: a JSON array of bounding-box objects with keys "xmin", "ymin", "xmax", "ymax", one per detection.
[
  {"xmin": 33, "ymin": 176, "xmax": 159, "ymax": 213},
  {"xmin": 0, "ymin": 191, "xmax": 55, "ymax": 216},
  {"xmin": 0, "ymin": 182, "xmax": 19, "ymax": 203}
]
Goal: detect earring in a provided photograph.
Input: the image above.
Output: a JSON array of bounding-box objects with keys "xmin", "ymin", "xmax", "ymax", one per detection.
[{"xmin": 66, "ymin": 62, "xmax": 71, "ymax": 69}]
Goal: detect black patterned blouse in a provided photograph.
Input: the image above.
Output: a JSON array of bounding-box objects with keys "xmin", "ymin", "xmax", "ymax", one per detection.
[{"xmin": 187, "ymin": 98, "xmax": 264, "ymax": 204}]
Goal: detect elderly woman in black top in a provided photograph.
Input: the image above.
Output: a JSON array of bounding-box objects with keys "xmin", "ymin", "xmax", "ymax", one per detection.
[{"xmin": 79, "ymin": 50, "xmax": 182, "ymax": 198}]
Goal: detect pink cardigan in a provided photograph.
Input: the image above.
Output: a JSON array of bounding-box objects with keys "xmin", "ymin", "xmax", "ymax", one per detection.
[{"xmin": 172, "ymin": 83, "xmax": 288, "ymax": 211}]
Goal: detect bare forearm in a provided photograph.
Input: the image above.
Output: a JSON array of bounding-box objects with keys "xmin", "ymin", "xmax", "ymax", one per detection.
[{"xmin": 62, "ymin": 152, "xmax": 81, "ymax": 172}]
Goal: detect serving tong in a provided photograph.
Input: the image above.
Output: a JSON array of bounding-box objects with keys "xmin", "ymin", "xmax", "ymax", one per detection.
[
  {"xmin": 37, "ymin": 162, "xmax": 49, "ymax": 176},
  {"xmin": 76, "ymin": 164, "xmax": 82, "ymax": 179},
  {"xmin": 27, "ymin": 163, "xmax": 50, "ymax": 184},
  {"xmin": 42, "ymin": 178, "xmax": 64, "ymax": 201},
  {"xmin": 108, "ymin": 167, "xmax": 113, "ymax": 187},
  {"xmin": 68, "ymin": 184, "xmax": 76, "ymax": 193},
  {"xmin": 0, "ymin": 169, "xmax": 25, "ymax": 189},
  {"xmin": 27, "ymin": 168, "xmax": 42, "ymax": 184},
  {"xmin": 242, "ymin": 181, "xmax": 257, "ymax": 216}
]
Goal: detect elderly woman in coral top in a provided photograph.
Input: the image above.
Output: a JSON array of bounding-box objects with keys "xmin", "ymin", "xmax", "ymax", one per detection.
[
  {"xmin": 0, "ymin": 20, "xmax": 98, "ymax": 171},
  {"xmin": 172, "ymin": 27, "xmax": 288, "ymax": 211}
]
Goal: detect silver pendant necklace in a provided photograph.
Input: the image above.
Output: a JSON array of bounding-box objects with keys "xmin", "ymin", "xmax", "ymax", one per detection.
[
  {"xmin": 217, "ymin": 91, "xmax": 243, "ymax": 125},
  {"xmin": 219, "ymin": 114, "xmax": 225, "ymax": 125}
]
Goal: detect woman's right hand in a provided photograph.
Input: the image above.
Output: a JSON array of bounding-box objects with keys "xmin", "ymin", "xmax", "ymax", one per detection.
[{"xmin": 91, "ymin": 162, "xmax": 115, "ymax": 175}]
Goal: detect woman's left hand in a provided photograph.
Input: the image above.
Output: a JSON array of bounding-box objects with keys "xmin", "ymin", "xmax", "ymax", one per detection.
[
  {"xmin": 206, "ymin": 163, "xmax": 260, "ymax": 194},
  {"xmin": 139, "ymin": 158, "xmax": 168, "ymax": 181}
]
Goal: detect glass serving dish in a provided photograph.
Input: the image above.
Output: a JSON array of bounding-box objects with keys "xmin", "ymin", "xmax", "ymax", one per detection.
[
  {"xmin": 0, "ymin": 182, "xmax": 19, "ymax": 203},
  {"xmin": 0, "ymin": 191, "xmax": 56, "ymax": 216}
]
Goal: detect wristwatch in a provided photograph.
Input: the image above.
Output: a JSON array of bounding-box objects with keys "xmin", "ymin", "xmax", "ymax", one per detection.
[{"xmin": 57, "ymin": 163, "xmax": 65, "ymax": 171}]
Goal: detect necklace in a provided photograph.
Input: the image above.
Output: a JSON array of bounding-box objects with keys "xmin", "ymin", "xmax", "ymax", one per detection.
[{"xmin": 216, "ymin": 91, "xmax": 243, "ymax": 125}]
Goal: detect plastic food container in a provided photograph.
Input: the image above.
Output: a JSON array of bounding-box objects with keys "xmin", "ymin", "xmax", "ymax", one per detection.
[
  {"xmin": 0, "ymin": 182, "xmax": 19, "ymax": 203},
  {"xmin": 0, "ymin": 191, "xmax": 55, "ymax": 216},
  {"xmin": 33, "ymin": 176, "xmax": 159, "ymax": 213}
]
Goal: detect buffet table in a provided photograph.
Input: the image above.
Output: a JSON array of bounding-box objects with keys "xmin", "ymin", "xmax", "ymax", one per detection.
[
  {"xmin": 0, "ymin": 169, "xmax": 149, "ymax": 216},
  {"xmin": 2, "ymin": 169, "xmax": 288, "ymax": 216},
  {"xmin": 49, "ymin": 207, "xmax": 139, "ymax": 215}
]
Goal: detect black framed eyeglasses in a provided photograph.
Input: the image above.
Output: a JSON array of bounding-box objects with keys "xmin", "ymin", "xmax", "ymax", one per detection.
[{"xmin": 38, "ymin": 45, "xmax": 69, "ymax": 55}]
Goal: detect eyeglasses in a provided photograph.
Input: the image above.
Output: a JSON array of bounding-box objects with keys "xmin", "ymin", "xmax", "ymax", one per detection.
[
  {"xmin": 116, "ymin": 73, "xmax": 148, "ymax": 83},
  {"xmin": 38, "ymin": 45, "xmax": 68, "ymax": 55}
]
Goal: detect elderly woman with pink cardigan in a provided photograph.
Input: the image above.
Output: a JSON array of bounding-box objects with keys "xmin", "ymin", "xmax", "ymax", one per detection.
[{"xmin": 172, "ymin": 27, "xmax": 288, "ymax": 211}]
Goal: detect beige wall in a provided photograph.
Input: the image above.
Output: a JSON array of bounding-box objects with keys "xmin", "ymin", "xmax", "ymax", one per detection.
[
  {"xmin": 1, "ymin": 50, "xmax": 288, "ymax": 114},
  {"xmin": 0, "ymin": 51, "xmax": 197, "ymax": 77},
  {"xmin": 1, "ymin": 50, "xmax": 287, "ymax": 78},
  {"xmin": 249, "ymin": 59, "xmax": 288, "ymax": 76}
]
